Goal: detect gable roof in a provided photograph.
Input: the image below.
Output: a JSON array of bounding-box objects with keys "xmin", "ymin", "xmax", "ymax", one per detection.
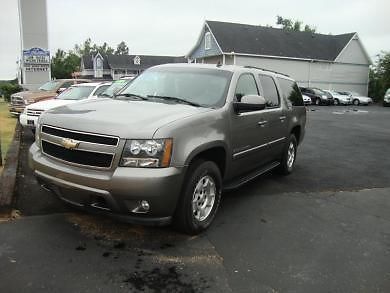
[
  {"xmin": 196, "ymin": 21, "xmax": 356, "ymax": 62},
  {"xmin": 82, "ymin": 54, "xmax": 186, "ymax": 70}
]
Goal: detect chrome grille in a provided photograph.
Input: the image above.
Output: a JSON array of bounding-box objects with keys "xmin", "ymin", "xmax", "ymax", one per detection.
[
  {"xmin": 40, "ymin": 125, "xmax": 120, "ymax": 169},
  {"xmin": 11, "ymin": 95, "xmax": 24, "ymax": 106},
  {"xmin": 27, "ymin": 109, "xmax": 44, "ymax": 117}
]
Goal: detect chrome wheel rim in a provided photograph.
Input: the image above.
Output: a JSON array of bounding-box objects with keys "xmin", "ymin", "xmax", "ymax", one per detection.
[
  {"xmin": 287, "ymin": 142, "xmax": 295, "ymax": 169},
  {"xmin": 192, "ymin": 175, "xmax": 216, "ymax": 222}
]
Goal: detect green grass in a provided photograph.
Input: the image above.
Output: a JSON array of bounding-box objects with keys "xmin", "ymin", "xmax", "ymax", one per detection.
[{"xmin": 0, "ymin": 98, "xmax": 17, "ymax": 170}]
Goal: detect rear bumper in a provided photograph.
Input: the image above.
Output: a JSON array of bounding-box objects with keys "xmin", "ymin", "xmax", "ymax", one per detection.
[{"xmin": 29, "ymin": 143, "xmax": 186, "ymax": 225}]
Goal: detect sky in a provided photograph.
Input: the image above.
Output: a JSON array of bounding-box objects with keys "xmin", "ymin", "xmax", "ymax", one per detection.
[{"xmin": 0, "ymin": 0, "xmax": 389, "ymax": 79}]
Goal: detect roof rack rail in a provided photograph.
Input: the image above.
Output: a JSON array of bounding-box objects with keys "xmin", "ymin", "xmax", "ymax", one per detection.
[{"xmin": 243, "ymin": 66, "xmax": 290, "ymax": 77}]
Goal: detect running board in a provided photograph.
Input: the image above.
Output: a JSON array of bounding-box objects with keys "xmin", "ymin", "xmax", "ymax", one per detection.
[{"xmin": 223, "ymin": 161, "xmax": 280, "ymax": 191}]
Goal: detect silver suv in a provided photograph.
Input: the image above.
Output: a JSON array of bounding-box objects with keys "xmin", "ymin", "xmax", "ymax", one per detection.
[{"xmin": 29, "ymin": 64, "xmax": 306, "ymax": 234}]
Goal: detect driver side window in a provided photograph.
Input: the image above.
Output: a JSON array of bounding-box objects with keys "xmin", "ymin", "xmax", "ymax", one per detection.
[{"xmin": 235, "ymin": 74, "xmax": 258, "ymax": 102}]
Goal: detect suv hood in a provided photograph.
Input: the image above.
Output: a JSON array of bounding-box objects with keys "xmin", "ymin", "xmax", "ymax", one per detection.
[
  {"xmin": 12, "ymin": 90, "xmax": 56, "ymax": 100},
  {"xmin": 26, "ymin": 99, "xmax": 77, "ymax": 111},
  {"xmin": 41, "ymin": 98, "xmax": 213, "ymax": 138}
]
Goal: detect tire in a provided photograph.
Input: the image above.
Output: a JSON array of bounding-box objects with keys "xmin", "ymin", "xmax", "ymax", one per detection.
[
  {"xmin": 315, "ymin": 98, "xmax": 321, "ymax": 106},
  {"xmin": 174, "ymin": 160, "xmax": 222, "ymax": 235},
  {"xmin": 278, "ymin": 135, "xmax": 297, "ymax": 175},
  {"xmin": 334, "ymin": 99, "xmax": 339, "ymax": 106},
  {"xmin": 353, "ymin": 99, "xmax": 360, "ymax": 106}
]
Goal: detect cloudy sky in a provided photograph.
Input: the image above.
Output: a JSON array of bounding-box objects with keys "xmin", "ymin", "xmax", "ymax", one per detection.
[{"xmin": 0, "ymin": 0, "xmax": 389, "ymax": 79}]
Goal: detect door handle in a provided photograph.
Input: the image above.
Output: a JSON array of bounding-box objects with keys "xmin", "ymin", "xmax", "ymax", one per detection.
[
  {"xmin": 258, "ymin": 120, "xmax": 268, "ymax": 126},
  {"xmin": 279, "ymin": 116, "xmax": 286, "ymax": 121}
]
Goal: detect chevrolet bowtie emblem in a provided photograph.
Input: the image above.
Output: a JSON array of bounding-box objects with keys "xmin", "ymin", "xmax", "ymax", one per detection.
[{"xmin": 61, "ymin": 138, "xmax": 80, "ymax": 150}]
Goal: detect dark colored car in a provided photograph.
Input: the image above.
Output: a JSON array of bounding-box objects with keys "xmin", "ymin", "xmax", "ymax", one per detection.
[{"xmin": 299, "ymin": 87, "xmax": 333, "ymax": 105}]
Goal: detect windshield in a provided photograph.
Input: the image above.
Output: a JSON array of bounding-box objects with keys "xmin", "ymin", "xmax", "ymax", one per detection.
[
  {"xmin": 39, "ymin": 80, "xmax": 61, "ymax": 91},
  {"xmin": 99, "ymin": 80, "xmax": 129, "ymax": 98},
  {"xmin": 116, "ymin": 67, "xmax": 233, "ymax": 108},
  {"xmin": 56, "ymin": 86, "xmax": 94, "ymax": 100}
]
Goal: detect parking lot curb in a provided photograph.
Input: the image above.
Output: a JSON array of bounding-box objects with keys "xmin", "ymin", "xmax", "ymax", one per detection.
[{"xmin": 0, "ymin": 122, "xmax": 22, "ymax": 211}]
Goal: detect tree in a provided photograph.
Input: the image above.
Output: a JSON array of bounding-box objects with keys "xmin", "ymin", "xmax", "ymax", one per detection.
[
  {"xmin": 51, "ymin": 49, "xmax": 80, "ymax": 79},
  {"xmin": 369, "ymin": 52, "xmax": 390, "ymax": 101},
  {"xmin": 276, "ymin": 16, "xmax": 316, "ymax": 33},
  {"xmin": 115, "ymin": 41, "xmax": 129, "ymax": 55},
  {"xmin": 74, "ymin": 39, "xmax": 114, "ymax": 56}
]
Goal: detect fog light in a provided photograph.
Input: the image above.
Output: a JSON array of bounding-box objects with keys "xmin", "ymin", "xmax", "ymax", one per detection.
[
  {"xmin": 141, "ymin": 200, "xmax": 150, "ymax": 211},
  {"xmin": 131, "ymin": 200, "xmax": 150, "ymax": 214}
]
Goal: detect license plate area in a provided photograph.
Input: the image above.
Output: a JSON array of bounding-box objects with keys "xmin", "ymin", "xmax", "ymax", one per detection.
[{"xmin": 27, "ymin": 120, "xmax": 35, "ymax": 126}]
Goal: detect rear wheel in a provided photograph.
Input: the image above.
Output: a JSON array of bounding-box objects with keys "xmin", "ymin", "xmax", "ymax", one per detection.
[
  {"xmin": 315, "ymin": 98, "xmax": 321, "ymax": 105},
  {"xmin": 334, "ymin": 99, "xmax": 339, "ymax": 106},
  {"xmin": 174, "ymin": 160, "xmax": 222, "ymax": 235},
  {"xmin": 278, "ymin": 135, "xmax": 297, "ymax": 175}
]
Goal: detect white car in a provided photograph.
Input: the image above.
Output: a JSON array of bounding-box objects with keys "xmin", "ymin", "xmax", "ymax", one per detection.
[
  {"xmin": 302, "ymin": 94, "xmax": 312, "ymax": 105},
  {"xmin": 338, "ymin": 91, "xmax": 373, "ymax": 106},
  {"xmin": 323, "ymin": 90, "xmax": 352, "ymax": 105},
  {"xmin": 20, "ymin": 82, "xmax": 111, "ymax": 129}
]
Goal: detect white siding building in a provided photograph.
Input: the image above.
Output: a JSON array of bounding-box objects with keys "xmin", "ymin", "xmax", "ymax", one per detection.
[{"xmin": 188, "ymin": 21, "xmax": 371, "ymax": 95}]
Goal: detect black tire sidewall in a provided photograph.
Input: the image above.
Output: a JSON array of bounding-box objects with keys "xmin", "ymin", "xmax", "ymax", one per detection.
[{"xmin": 175, "ymin": 160, "xmax": 222, "ymax": 234}]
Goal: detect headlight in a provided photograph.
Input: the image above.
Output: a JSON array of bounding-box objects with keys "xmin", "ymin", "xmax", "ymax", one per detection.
[
  {"xmin": 120, "ymin": 139, "xmax": 173, "ymax": 168},
  {"xmin": 35, "ymin": 118, "xmax": 42, "ymax": 147}
]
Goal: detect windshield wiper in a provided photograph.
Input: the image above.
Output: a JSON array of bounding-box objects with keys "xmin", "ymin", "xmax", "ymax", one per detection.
[
  {"xmin": 115, "ymin": 93, "xmax": 148, "ymax": 100},
  {"xmin": 147, "ymin": 95, "xmax": 201, "ymax": 107}
]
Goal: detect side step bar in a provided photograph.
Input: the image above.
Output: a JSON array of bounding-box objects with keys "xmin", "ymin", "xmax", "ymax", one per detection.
[{"xmin": 223, "ymin": 161, "xmax": 280, "ymax": 191}]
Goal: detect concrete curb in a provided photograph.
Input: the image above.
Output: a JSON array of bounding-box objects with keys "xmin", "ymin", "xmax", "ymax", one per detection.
[{"xmin": 0, "ymin": 122, "xmax": 22, "ymax": 211}]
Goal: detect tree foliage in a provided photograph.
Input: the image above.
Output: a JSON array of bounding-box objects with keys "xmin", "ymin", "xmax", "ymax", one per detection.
[
  {"xmin": 51, "ymin": 49, "xmax": 81, "ymax": 79},
  {"xmin": 115, "ymin": 41, "xmax": 129, "ymax": 55},
  {"xmin": 276, "ymin": 16, "xmax": 316, "ymax": 33},
  {"xmin": 0, "ymin": 79, "xmax": 23, "ymax": 102},
  {"xmin": 369, "ymin": 52, "xmax": 390, "ymax": 101}
]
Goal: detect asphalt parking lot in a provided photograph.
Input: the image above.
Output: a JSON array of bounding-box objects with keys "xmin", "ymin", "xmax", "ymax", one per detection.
[{"xmin": 1, "ymin": 105, "xmax": 390, "ymax": 292}]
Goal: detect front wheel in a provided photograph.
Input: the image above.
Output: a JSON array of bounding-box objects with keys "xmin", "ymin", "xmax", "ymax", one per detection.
[
  {"xmin": 334, "ymin": 99, "xmax": 339, "ymax": 106},
  {"xmin": 174, "ymin": 160, "xmax": 222, "ymax": 235},
  {"xmin": 278, "ymin": 135, "xmax": 297, "ymax": 175},
  {"xmin": 315, "ymin": 98, "xmax": 321, "ymax": 105},
  {"xmin": 353, "ymin": 99, "xmax": 360, "ymax": 106}
]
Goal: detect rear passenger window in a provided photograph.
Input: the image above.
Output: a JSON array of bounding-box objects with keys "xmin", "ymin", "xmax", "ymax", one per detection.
[
  {"xmin": 235, "ymin": 74, "xmax": 258, "ymax": 101},
  {"xmin": 94, "ymin": 85, "xmax": 109, "ymax": 96},
  {"xmin": 259, "ymin": 75, "xmax": 280, "ymax": 107},
  {"xmin": 277, "ymin": 78, "xmax": 304, "ymax": 106}
]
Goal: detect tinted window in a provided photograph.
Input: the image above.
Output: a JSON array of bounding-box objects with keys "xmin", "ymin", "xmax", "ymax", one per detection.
[
  {"xmin": 277, "ymin": 78, "xmax": 304, "ymax": 106},
  {"xmin": 259, "ymin": 75, "xmax": 280, "ymax": 107},
  {"xmin": 61, "ymin": 81, "xmax": 74, "ymax": 89},
  {"xmin": 56, "ymin": 86, "xmax": 95, "ymax": 100},
  {"xmin": 235, "ymin": 74, "xmax": 258, "ymax": 101},
  {"xmin": 94, "ymin": 85, "xmax": 110, "ymax": 96}
]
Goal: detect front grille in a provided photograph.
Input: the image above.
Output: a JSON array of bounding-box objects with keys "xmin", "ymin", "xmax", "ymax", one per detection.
[
  {"xmin": 42, "ymin": 140, "xmax": 113, "ymax": 168},
  {"xmin": 42, "ymin": 125, "xmax": 118, "ymax": 146},
  {"xmin": 11, "ymin": 96, "xmax": 24, "ymax": 106},
  {"xmin": 27, "ymin": 109, "xmax": 44, "ymax": 117}
]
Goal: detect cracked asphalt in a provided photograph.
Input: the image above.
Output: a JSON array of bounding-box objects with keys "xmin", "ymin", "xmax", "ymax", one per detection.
[{"xmin": 1, "ymin": 105, "xmax": 390, "ymax": 292}]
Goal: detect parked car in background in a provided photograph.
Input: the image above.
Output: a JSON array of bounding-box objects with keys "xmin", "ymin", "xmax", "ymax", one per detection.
[
  {"xmin": 302, "ymin": 94, "xmax": 312, "ymax": 105},
  {"xmin": 323, "ymin": 90, "xmax": 352, "ymax": 105},
  {"xmin": 338, "ymin": 91, "xmax": 373, "ymax": 106},
  {"xmin": 9, "ymin": 79, "xmax": 90, "ymax": 115},
  {"xmin": 300, "ymin": 87, "xmax": 333, "ymax": 105},
  {"xmin": 383, "ymin": 89, "xmax": 390, "ymax": 107},
  {"xmin": 98, "ymin": 79, "xmax": 132, "ymax": 98},
  {"xmin": 29, "ymin": 64, "xmax": 306, "ymax": 234},
  {"xmin": 20, "ymin": 82, "xmax": 110, "ymax": 129}
]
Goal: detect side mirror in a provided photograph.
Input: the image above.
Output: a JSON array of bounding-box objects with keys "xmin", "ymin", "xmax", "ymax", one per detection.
[
  {"xmin": 233, "ymin": 95, "xmax": 266, "ymax": 112},
  {"xmin": 57, "ymin": 87, "xmax": 66, "ymax": 93}
]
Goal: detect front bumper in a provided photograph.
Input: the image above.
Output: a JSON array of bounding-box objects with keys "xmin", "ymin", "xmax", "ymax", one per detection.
[
  {"xmin": 29, "ymin": 143, "xmax": 186, "ymax": 225},
  {"xmin": 9, "ymin": 105, "xmax": 25, "ymax": 115},
  {"xmin": 20, "ymin": 113, "xmax": 38, "ymax": 128}
]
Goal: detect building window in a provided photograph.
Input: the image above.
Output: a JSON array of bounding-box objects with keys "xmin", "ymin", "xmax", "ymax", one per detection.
[
  {"xmin": 95, "ymin": 57, "xmax": 103, "ymax": 78},
  {"xmin": 133, "ymin": 56, "xmax": 141, "ymax": 65},
  {"xmin": 205, "ymin": 32, "xmax": 211, "ymax": 50}
]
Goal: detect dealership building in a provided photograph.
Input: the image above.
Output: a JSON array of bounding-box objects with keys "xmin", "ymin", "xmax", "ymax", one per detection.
[{"xmin": 188, "ymin": 21, "xmax": 371, "ymax": 95}]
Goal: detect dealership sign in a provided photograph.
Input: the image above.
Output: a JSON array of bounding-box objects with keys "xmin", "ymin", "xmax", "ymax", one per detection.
[{"xmin": 23, "ymin": 47, "xmax": 50, "ymax": 72}]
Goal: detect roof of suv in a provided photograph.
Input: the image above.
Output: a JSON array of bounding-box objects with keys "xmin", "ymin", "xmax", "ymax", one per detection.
[{"xmin": 152, "ymin": 63, "xmax": 294, "ymax": 80}]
